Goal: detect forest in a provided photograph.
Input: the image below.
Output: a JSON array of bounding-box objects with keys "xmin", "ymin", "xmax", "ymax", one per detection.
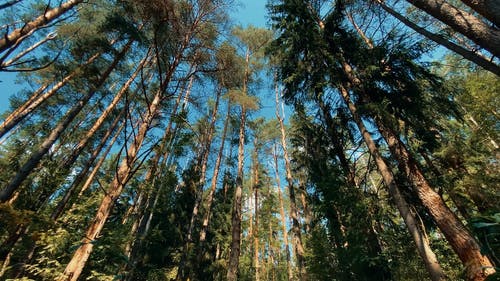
[{"xmin": 0, "ymin": 0, "xmax": 498, "ymax": 280}]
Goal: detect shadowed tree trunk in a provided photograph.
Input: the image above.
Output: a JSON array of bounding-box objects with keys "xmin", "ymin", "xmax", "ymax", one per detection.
[
  {"xmin": 459, "ymin": 0, "xmax": 499, "ymax": 26},
  {"xmin": 374, "ymin": 0, "xmax": 499, "ymax": 75},
  {"xmin": 404, "ymin": 0, "xmax": 500, "ymax": 57},
  {"xmin": 375, "ymin": 119, "xmax": 495, "ymax": 281},
  {"xmin": 339, "ymin": 85, "xmax": 446, "ymax": 281}
]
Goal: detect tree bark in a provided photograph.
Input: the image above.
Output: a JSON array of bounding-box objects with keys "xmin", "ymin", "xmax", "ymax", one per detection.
[
  {"xmin": 276, "ymin": 85, "xmax": 307, "ymax": 280},
  {"xmin": 227, "ymin": 104, "xmax": 246, "ymax": 281},
  {"xmin": 50, "ymin": 112, "xmax": 125, "ymax": 221},
  {"xmin": 0, "ymin": 41, "xmax": 131, "ymax": 203},
  {"xmin": 272, "ymin": 144, "xmax": 292, "ymax": 281},
  {"xmin": 59, "ymin": 84, "xmax": 163, "ymax": 281},
  {"xmin": 199, "ymin": 100, "xmax": 231, "ymax": 244},
  {"xmin": 375, "ymin": 0, "xmax": 500, "ymax": 75},
  {"xmin": 252, "ymin": 138, "xmax": 260, "ymax": 281},
  {"xmin": 0, "ymin": 50, "xmax": 104, "ymax": 139},
  {"xmin": 0, "ymin": 0, "xmax": 84, "ymax": 54},
  {"xmin": 405, "ymin": 0, "xmax": 500, "ymax": 57},
  {"xmin": 459, "ymin": 0, "xmax": 499, "ymax": 27},
  {"xmin": 376, "ymin": 120, "xmax": 495, "ymax": 281},
  {"xmin": 339, "ymin": 85, "xmax": 447, "ymax": 281}
]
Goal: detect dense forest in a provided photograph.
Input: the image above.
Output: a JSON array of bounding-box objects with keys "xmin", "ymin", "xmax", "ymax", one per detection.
[{"xmin": 0, "ymin": 0, "xmax": 498, "ymax": 280}]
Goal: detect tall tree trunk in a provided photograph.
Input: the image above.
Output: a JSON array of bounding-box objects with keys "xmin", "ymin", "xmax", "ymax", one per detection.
[
  {"xmin": 374, "ymin": 0, "xmax": 500, "ymax": 75},
  {"xmin": 375, "ymin": 119, "xmax": 495, "ymax": 281},
  {"xmin": 339, "ymin": 85, "xmax": 446, "ymax": 281},
  {"xmin": 59, "ymin": 84, "xmax": 164, "ymax": 281},
  {"xmin": 272, "ymin": 144, "xmax": 292, "ymax": 281},
  {"xmin": 275, "ymin": 84, "xmax": 307, "ymax": 280},
  {"xmin": 198, "ymin": 100, "xmax": 231, "ymax": 244},
  {"xmin": 459, "ymin": 0, "xmax": 499, "ymax": 26},
  {"xmin": 404, "ymin": 0, "xmax": 500, "ymax": 57},
  {"xmin": 252, "ymin": 138, "xmax": 260, "ymax": 281},
  {"xmin": 227, "ymin": 45, "xmax": 252, "ymax": 281},
  {"xmin": 227, "ymin": 104, "xmax": 246, "ymax": 281},
  {"xmin": 0, "ymin": 0, "xmax": 84, "ymax": 53},
  {"xmin": 0, "ymin": 41, "xmax": 132, "ymax": 203}
]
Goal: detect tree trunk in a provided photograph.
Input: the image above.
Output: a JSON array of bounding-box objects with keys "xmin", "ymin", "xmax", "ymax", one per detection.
[
  {"xmin": 405, "ymin": 0, "xmax": 500, "ymax": 57},
  {"xmin": 227, "ymin": 105, "xmax": 246, "ymax": 281},
  {"xmin": 272, "ymin": 144, "xmax": 292, "ymax": 281},
  {"xmin": 0, "ymin": 50, "xmax": 103, "ymax": 139},
  {"xmin": 0, "ymin": 0, "xmax": 22, "ymax": 10},
  {"xmin": 50, "ymin": 112, "xmax": 125, "ymax": 221},
  {"xmin": 459, "ymin": 0, "xmax": 499, "ymax": 27},
  {"xmin": 276, "ymin": 85, "xmax": 307, "ymax": 280},
  {"xmin": 375, "ymin": 0, "xmax": 500, "ymax": 75},
  {"xmin": 339, "ymin": 85, "xmax": 447, "ymax": 281},
  {"xmin": 0, "ymin": 0, "xmax": 84, "ymax": 54},
  {"xmin": 60, "ymin": 52, "xmax": 149, "ymax": 169},
  {"xmin": 376, "ymin": 120, "xmax": 495, "ymax": 281},
  {"xmin": 252, "ymin": 139, "xmax": 260, "ymax": 281},
  {"xmin": 199, "ymin": 100, "xmax": 231, "ymax": 244},
  {"xmin": 59, "ymin": 85, "xmax": 163, "ymax": 281},
  {"xmin": 0, "ymin": 41, "xmax": 131, "ymax": 203}
]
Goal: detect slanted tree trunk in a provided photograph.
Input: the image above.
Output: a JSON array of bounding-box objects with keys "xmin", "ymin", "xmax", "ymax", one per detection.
[
  {"xmin": 374, "ymin": 0, "xmax": 499, "ymax": 75},
  {"xmin": 50, "ymin": 111, "xmax": 125, "ymax": 221},
  {"xmin": 59, "ymin": 83, "xmax": 164, "ymax": 281},
  {"xmin": 0, "ymin": 41, "xmax": 132, "ymax": 203},
  {"xmin": 60, "ymin": 52, "xmax": 149, "ymax": 170},
  {"xmin": 375, "ymin": 119, "xmax": 495, "ymax": 281},
  {"xmin": 404, "ymin": 0, "xmax": 500, "ymax": 57},
  {"xmin": 0, "ymin": 0, "xmax": 84, "ymax": 54},
  {"xmin": 339, "ymin": 85, "xmax": 446, "ymax": 281},
  {"xmin": 0, "ymin": 0, "xmax": 22, "ymax": 10},
  {"xmin": 0, "ymin": 49, "xmax": 104, "ymax": 139},
  {"xmin": 459, "ymin": 0, "xmax": 499, "ymax": 26}
]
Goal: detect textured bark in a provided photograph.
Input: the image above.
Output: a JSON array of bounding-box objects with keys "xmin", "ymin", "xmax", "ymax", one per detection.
[
  {"xmin": 376, "ymin": 121, "xmax": 495, "ymax": 281},
  {"xmin": 59, "ymin": 86, "xmax": 163, "ymax": 281},
  {"xmin": 375, "ymin": 0, "xmax": 500, "ymax": 75},
  {"xmin": 339, "ymin": 85, "xmax": 446, "ymax": 281},
  {"xmin": 405, "ymin": 0, "xmax": 500, "ymax": 57},
  {"xmin": 459, "ymin": 0, "xmax": 500, "ymax": 26},
  {"xmin": 0, "ymin": 42, "xmax": 131, "ymax": 203},
  {"xmin": 0, "ymin": 0, "xmax": 84, "ymax": 53}
]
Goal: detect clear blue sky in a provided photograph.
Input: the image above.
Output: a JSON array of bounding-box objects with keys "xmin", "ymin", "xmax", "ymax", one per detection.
[{"xmin": 0, "ymin": 0, "xmax": 269, "ymax": 115}]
